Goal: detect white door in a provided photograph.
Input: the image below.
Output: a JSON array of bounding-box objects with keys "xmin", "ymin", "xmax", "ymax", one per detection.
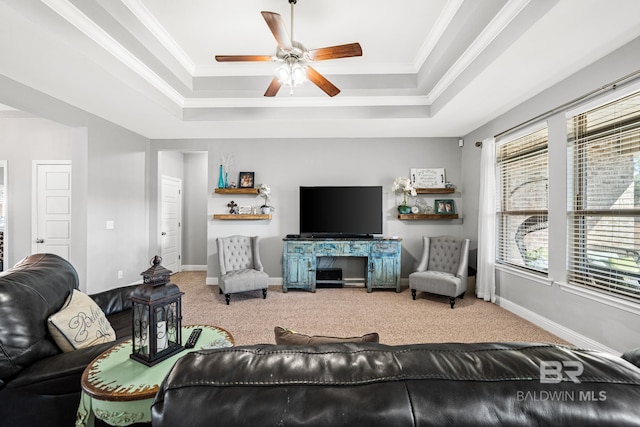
[
  {"xmin": 32, "ymin": 162, "xmax": 72, "ymax": 259},
  {"xmin": 160, "ymin": 176, "xmax": 182, "ymax": 273}
]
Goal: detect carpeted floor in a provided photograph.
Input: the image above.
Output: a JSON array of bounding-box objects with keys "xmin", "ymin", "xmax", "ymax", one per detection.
[{"xmin": 176, "ymin": 271, "xmax": 571, "ymax": 347}]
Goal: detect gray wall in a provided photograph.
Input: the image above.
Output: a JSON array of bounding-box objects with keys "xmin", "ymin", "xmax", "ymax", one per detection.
[
  {"xmin": 86, "ymin": 118, "xmax": 149, "ymax": 293},
  {"xmin": 0, "ymin": 116, "xmax": 75, "ymax": 266},
  {"xmin": 203, "ymin": 137, "xmax": 464, "ymax": 281},
  {"xmin": 183, "ymin": 152, "xmax": 208, "ymax": 267},
  {"xmin": 0, "ymin": 111, "xmax": 150, "ymax": 293},
  {"xmin": 150, "ymin": 138, "xmax": 465, "ymax": 282},
  {"xmin": 461, "ymin": 36, "xmax": 640, "ymax": 353}
]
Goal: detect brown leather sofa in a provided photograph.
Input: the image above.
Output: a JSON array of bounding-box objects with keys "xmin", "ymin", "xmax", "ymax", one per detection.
[
  {"xmin": 152, "ymin": 342, "xmax": 640, "ymax": 426},
  {"xmin": 0, "ymin": 253, "xmax": 136, "ymax": 427}
]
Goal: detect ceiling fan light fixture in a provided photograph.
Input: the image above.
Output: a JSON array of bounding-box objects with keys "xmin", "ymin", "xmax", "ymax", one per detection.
[{"xmin": 276, "ymin": 61, "xmax": 306, "ymax": 88}]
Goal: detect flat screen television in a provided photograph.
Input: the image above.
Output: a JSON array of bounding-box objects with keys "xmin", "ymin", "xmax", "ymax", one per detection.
[{"xmin": 299, "ymin": 186, "xmax": 383, "ymax": 237}]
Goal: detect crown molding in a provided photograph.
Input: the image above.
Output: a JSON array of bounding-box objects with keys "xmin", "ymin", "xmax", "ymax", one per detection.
[
  {"xmin": 413, "ymin": 0, "xmax": 465, "ymax": 71},
  {"xmin": 120, "ymin": 0, "xmax": 196, "ymax": 74},
  {"xmin": 426, "ymin": 0, "xmax": 531, "ymax": 104},
  {"xmin": 41, "ymin": 0, "xmax": 184, "ymax": 106}
]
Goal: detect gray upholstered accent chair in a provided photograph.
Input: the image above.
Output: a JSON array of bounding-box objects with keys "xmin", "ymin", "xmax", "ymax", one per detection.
[
  {"xmin": 216, "ymin": 235, "xmax": 269, "ymax": 305},
  {"xmin": 409, "ymin": 236, "xmax": 470, "ymax": 308}
]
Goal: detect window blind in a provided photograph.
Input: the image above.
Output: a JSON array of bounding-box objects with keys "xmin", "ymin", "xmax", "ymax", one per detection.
[
  {"xmin": 496, "ymin": 127, "xmax": 549, "ymax": 273},
  {"xmin": 567, "ymin": 90, "xmax": 640, "ymax": 301}
]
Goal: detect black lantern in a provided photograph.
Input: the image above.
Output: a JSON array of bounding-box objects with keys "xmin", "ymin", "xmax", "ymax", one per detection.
[{"xmin": 130, "ymin": 255, "xmax": 184, "ymax": 366}]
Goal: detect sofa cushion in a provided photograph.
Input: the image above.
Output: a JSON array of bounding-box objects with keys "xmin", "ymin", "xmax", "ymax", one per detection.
[
  {"xmin": 47, "ymin": 290, "xmax": 116, "ymax": 352},
  {"xmin": 274, "ymin": 326, "xmax": 379, "ymax": 345},
  {"xmin": 0, "ymin": 254, "xmax": 78, "ymax": 382}
]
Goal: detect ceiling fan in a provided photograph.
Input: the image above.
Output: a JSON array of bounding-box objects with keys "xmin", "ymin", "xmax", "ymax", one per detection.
[{"xmin": 215, "ymin": 0, "xmax": 362, "ymax": 97}]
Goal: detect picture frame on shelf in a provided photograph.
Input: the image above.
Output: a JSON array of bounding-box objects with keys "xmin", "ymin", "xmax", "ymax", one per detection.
[
  {"xmin": 239, "ymin": 172, "xmax": 255, "ymax": 188},
  {"xmin": 435, "ymin": 199, "xmax": 455, "ymax": 214}
]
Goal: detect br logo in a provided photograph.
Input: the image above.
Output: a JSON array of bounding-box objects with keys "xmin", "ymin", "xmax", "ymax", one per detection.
[{"xmin": 540, "ymin": 361, "xmax": 584, "ymax": 383}]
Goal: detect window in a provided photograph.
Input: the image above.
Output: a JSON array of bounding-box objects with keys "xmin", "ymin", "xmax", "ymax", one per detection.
[
  {"xmin": 567, "ymin": 90, "xmax": 640, "ymax": 302},
  {"xmin": 496, "ymin": 127, "xmax": 549, "ymax": 273}
]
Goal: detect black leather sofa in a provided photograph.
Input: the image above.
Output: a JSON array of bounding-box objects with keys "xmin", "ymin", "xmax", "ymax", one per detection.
[
  {"xmin": 0, "ymin": 253, "xmax": 136, "ymax": 427},
  {"xmin": 152, "ymin": 342, "xmax": 640, "ymax": 427}
]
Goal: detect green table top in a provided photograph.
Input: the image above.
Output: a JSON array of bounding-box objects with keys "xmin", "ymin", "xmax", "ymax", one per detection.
[{"xmin": 81, "ymin": 325, "xmax": 233, "ymax": 401}]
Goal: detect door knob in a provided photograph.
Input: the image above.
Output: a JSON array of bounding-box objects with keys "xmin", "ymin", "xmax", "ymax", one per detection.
[
  {"xmin": 35, "ymin": 238, "xmax": 45, "ymax": 243},
  {"xmin": 161, "ymin": 232, "xmax": 167, "ymax": 236}
]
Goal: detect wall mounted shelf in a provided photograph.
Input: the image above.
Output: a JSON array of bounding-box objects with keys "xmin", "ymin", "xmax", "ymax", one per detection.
[
  {"xmin": 415, "ymin": 188, "xmax": 455, "ymax": 194},
  {"xmin": 398, "ymin": 213, "xmax": 459, "ymax": 220},
  {"xmin": 214, "ymin": 188, "xmax": 259, "ymax": 195},
  {"xmin": 213, "ymin": 214, "xmax": 272, "ymax": 220}
]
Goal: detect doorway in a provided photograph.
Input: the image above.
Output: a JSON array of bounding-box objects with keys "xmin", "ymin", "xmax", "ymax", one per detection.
[
  {"xmin": 32, "ymin": 161, "xmax": 72, "ymax": 260},
  {"xmin": 160, "ymin": 175, "xmax": 182, "ymax": 273}
]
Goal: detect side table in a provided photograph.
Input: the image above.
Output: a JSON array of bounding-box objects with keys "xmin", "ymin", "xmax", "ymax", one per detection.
[{"xmin": 76, "ymin": 325, "xmax": 234, "ymax": 427}]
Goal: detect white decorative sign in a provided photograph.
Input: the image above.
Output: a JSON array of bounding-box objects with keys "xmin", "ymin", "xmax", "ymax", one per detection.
[{"xmin": 411, "ymin": 168, "xmax": 446, "ymax": 188}]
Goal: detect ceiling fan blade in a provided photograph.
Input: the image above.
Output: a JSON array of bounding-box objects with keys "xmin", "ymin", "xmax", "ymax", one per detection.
[
  {"xmin": 306, "ymin": 66, "xmax": 340, "ymax": 97},
  {"xmin": 308, "ymin": 43, "xmax": 363, "ymax": 61},
  {"xmin": 264, "ymin": 77, "xmax": 282, "ymax": 97},
  {"xmin": 215, "ymin": 55, "xmax": 273, "ymax": 62},
  {"xmin": 261, "ymin": 11, "xmax": 292, "ymax": 50}
]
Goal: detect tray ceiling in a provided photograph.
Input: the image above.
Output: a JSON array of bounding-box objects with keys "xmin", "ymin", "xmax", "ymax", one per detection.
[{"xmin": 1, "ymin": 0, "xmax": 639, "ymax": 139}]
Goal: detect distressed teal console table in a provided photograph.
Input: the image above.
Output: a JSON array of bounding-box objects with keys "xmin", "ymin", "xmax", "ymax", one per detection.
[{"xmin": 282, "ymin": 238, "xmax": 402, "ymax": 293}]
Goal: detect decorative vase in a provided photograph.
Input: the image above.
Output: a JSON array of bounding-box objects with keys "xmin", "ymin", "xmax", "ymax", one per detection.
[
  {"xmin": 217, "ymin": 165, "xmax": 224, "ymax": 189},
  {"xmin": 224, "ymin": 171, "xmax": 229, "ymax": 188},
  {"xmin": 398, "ymin": 204, "xmax": 411, "ymax": 214},
  {"xmin": 397, "ymin": 192, "xmax": 411, "ymax": 214}
]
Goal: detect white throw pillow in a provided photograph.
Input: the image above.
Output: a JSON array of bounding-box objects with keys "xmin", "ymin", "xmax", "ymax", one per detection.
[{"xmin": 48, "ymin": 289, "xmax": 116, "ymax": 352}]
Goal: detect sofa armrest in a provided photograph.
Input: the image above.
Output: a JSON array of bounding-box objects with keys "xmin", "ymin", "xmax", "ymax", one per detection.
[
  {"xmin": 90, "ymin": 285, "xmax": 138, "ymax": 317},
  {"xmin": 7, "ymin": 339, "xmax": 126, "ymax": 394}
]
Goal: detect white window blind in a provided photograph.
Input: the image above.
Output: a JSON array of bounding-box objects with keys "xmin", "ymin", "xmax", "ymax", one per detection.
[
  {"xmin": 496, "ymin": 127, "xmax": 549, "ymax": 273},
  {"xmin": 567, "ymin": 90, "xmax": 640, "ymax": 301}
]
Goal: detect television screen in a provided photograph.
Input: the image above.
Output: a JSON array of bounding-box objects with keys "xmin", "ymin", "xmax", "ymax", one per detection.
[{"xmin": 299, "ymin": 186, "xmax": 383, "ymax": 237}]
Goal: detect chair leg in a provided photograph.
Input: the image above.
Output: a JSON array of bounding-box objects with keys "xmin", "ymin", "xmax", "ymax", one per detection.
[
  {"xmin": 449, "ymin": 297, "xmax": 455, "ymax": 309},
  {"xmin": 459, "ymin": 293, "xmax": 464, "ymax": 299},
  {"xmin": 262, "ymin": 288, "xmax": 267, "ymax": 299},
  {"xmin": 411, "ymin": 289, "xmax": 417, "ymax": 300},
  {"xmin": 225, "ymin": 294, "xmax": 231, "ymax": 305},
  {"xmin": 219, "ymin": 288, "xmax": 222, "ymax": 294}
]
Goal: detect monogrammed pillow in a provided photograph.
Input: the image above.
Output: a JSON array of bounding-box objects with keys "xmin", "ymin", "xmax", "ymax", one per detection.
[{"xmin": 47, "ymin": 289, "xmax": 116, "ymax": 352}]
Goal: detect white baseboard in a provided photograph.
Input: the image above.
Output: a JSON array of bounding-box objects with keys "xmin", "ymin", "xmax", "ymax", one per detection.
[
  {"xmin": 206, "ymin": 277, "xmax": 284, "ymax": 286},
  {"xmin": 497, "ymin": 297, "xmax": 620, "ymax": 355},
  {"xmin": 181, "ymin": 265, "xmax": 207, "ymax": 271}
]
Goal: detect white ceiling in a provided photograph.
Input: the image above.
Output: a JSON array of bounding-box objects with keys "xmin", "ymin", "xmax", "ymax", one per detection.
[{"xmin": 1, "ymin": 0, "xmax": 640, "ymax": 139}]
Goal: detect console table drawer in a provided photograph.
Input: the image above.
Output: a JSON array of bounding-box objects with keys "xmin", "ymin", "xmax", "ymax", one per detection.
[
  {"xmin": 371, "ymin": 242, "xmax": 400, "ymax": 254},
  {"xmin": 316, "ymin": 242, "xmax": 370, "ymax": 256},
  {"xmin": 316, "ymin": 242, "xmax": 341, "ymax": 254},
  {"xmin": 286, "ymin": 242, "xmax": 314, "ymax": 254},
  {"xmin": 343, "ymin": 242, "xmax": 369, "ymax": 256}
]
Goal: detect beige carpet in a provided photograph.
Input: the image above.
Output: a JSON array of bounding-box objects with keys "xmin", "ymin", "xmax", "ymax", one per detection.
[{"xmin": 176, "ymin": 271, "xmax": 571, "ymax": 347}]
